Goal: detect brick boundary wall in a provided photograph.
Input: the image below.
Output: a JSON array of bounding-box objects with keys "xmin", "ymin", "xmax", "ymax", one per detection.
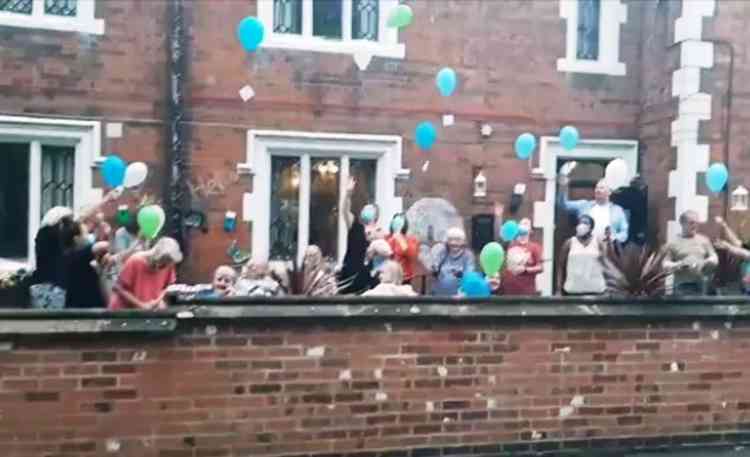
[{"xmin": 2, "ymin": 302, "xmax": 750, "ymax": 456}]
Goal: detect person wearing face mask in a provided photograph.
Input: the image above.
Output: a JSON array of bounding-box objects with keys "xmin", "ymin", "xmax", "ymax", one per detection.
[
  {"xmin": 59, "ymin": 218, "xmax": 112, "ymax": 308},
  {"xmin": 339, "ymin": 177, "xmax": 383, "ymax": 294},
  {"xmin": 500, "ymin": 218, "xmax": 543, "ymax": 295},
  {"xmin": 387, "ymin": 213, "xmax": 419, "ymax": 284},
  {"xmin": 663, "ymin": 210, "xmax": 718, "ymax": 296},
  {"xmin": 430, "ymin": 227, "xmax": 476, "ymax": 296},
  {"xmin": 558, "ymin": 176, "xmax": 629, "ymax": 244},
  {"xmin": 109, "ymin": 237, "xmax": 182, "ymax": 310},
  {"xmin": 558, "ymin": 214, "xmax": 606, "ymax": 295}
]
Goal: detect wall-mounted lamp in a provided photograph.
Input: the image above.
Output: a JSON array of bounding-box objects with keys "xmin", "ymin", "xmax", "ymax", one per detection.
[
  {"xmin": 510, "ymin": 183, "xmax": 526, "ymax": 214},
  {"xmin": 474, "ymin": 169, "xmax": 487, "ymax": 198},
  {"xmin": 480, "ymin": 124, "xmax": 493, "ymax": 138},
  {"xmin": 731, "ymin": 185, "xmax": 748, "ymax": 211}
]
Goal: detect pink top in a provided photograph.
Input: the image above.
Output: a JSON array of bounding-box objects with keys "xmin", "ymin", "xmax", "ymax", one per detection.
[{"xmin": 109, "ymin": 253, "xmax": 176, "ymax": 310}]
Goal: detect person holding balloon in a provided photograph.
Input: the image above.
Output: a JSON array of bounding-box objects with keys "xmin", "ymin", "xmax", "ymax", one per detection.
[
  {"xmin": 558, "ymin": 214, "xmax": 606, "ymax": 296},
  {"xmin": 387, "ymin": 213, "xmax": 419, "ymax": 284},
  {"xmin": 430, "ymin": 227, "xmax": 476, "ymax": 296},
  {"xmin": 500, "ymin": 218, "xmax": 543, "ymax": 295},
  {"xmin": 558, "ymin": 175, "xmax": 629, "ymax": 244},
  {"xmin": 109, "ymin": 237, "xmax": 183, "ymax": 310}
]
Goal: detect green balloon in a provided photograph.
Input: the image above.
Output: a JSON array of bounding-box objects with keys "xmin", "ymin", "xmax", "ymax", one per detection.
[
  {"xmin": 137, "ymin": 205, "xmax": 165, "ymax": 240},
  {"xmin": 387, "ymin": 4, "xmax": 413, "ymax": 29},
  {"xmin": 479, "ymin": 242, "xmax": 505, "ymax": 277}
]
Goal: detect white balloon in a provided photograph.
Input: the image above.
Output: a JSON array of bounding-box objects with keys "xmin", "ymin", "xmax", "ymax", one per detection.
[
  {"xmin": 123, "ymin": 162, "xmax": 148, "ymax": 188},
  {"xmin": 605, "ymin": 159, "xmax": 630, "ymax": 190}
]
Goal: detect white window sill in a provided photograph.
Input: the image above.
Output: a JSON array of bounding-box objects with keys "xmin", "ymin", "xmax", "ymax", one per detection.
[
  {"xmin": 0, "ymin": 258, "xmax": 29, "ymax": 274},
  {"xmin": 557, "ymin": 58, "xmax": 626, "ymax": 76},
  {"xmin": 262, "ymin": 35, "xmax": 405, "ymax": 59},
  {"xmin": 0, "ymin": 11, "xmax": 104, "ymax": 35}
]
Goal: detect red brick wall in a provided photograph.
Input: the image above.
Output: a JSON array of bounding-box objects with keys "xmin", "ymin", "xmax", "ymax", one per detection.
[{"xmin": 2, "ymin": 317, "xmax": 750, "ymax": 456}]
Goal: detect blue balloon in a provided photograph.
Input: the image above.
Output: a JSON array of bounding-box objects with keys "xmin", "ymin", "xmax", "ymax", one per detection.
[
  {"xmin": 360, "ymin": 206, "xmax": 376, "ymax": 224},
  {"xmin": 706, "ymin": 163, "xmax": 729, "ymax": 193},
  {"xmin": 436, "ymin": 67, "xmax": 457, "ymax": 97},
  {"xmin": 514, "ymin": 133, "xmax": 537, "ymax": 160},
  {"xmin": 236, "ymin": 16, "xmax": 265, "ymax": 52},
  {"xmin": 501, "ymin": 220, "xmax": 520, "ymax": 242},
  {"xmin": 560, "ymin": 126, "xmax": 580, "ymax": 151},
  {"xmin": 461, "ymin": 272, "xmax": 491, "ymax": 298},
  {"xmin": 415, "ymin": 121, "xmax": 437, "ymax": 151},
  {"xmin": 101, "ymin": 155, "xmax": 126, "ymax": 188}
]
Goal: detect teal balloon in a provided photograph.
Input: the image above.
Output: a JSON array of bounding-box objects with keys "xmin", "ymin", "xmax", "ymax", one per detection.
[
  {"xmin": 479, "ymin": 242, "xmax": 505, "ymax": 277},
  {"xmin": 461, "ymin": 272, "xmax": 491, "ymax": 298},
  {"xmin": 101, "ymin": 155, "xmax": 126, "ymax": 187},
  {"xmin": 415, "ymin": 121, "xmax": 437, "ymax": 151},
  {"xmin": 706, "ymin": 163, "xmax": 729, "ymax": 193},
  {"xmin": 436, "ymin": 68, "xmax": 457, "ymax": 97},
  {"xmin": 500, "ymin": 220, "xmax": 520, "ymax": 242},
  {"xmin": 560, "ymin": 126, "xmax": 580, "ymax": 151},
  {"xmin": 236, "ymin": 16, "xmax": 265, "ymax": 52},
  {"xmin": 360, "ymin": 206, "xmax": 376, "ymax": 224},
  {"xmin": 514, "ymin": 133, "xmax": 536, "ymax": 160}
]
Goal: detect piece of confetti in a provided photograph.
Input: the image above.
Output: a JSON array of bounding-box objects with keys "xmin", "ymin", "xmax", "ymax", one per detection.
[
  {"xmin": 442, "ymin": 114, "xmax": 455, "ymax": 127},
  {"xmin": 422, "ymin": 160, "xmax": 430, "ymax": 172},
  {"xmin": 239, "ymin": 85, "xmax": 255, "ymax": 102}
]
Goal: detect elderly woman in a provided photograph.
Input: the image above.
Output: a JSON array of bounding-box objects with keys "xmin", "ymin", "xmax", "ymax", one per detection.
[
  {"xmin": 430, "ymin": 227, "xmax": 476, "ymax": 296},
  {"xmin": 301, "ymin": 245, "xmax": 338, "ymax": 296},
  {"xmin": 234, "ymin": 258, "xmax": 282, "ymax": 297},
  {"xmin": 362, "ymin": 260, "xmax": 417, "ymax": 296},
  {"xmin": 109, "ymin": 237, "xmax": 182, "ymax": 310}
]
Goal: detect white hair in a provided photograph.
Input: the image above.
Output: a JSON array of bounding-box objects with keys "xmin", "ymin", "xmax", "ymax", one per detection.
[
  {"xmin": 40, "ymin": 206, "xmax": 74, "ymax": 227},
  {"xmin": 446, "ymin": 227, "xmax": 466, "ymax": 242},
  {"xmin": 151, "ymin": 237, "xmax": 183, "ymax": 264}
]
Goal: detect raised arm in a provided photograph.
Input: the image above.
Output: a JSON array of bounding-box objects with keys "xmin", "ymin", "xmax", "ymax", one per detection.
[
  {"xmin": 77, "ymin": 187, "xmax": 122, "ymax": 224},
  {"xmin": 557, "ymin": 175, "xmax": 587, "ymax": 216},
  {"xmin": 342, "ymin": 177, "xmax": 355, "ymax": 230},
  {"xmin": 715, "ymin": 239, "xmax": 750, "ymax": 261},
  {"xmin": 716, "ymin": 217, "xmax": 743, "ymax": 248}
]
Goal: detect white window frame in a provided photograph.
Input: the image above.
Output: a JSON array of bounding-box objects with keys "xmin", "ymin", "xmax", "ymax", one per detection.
[
  {"xmin": 239, "ymin": 130, "xmax": 409, "ymax": 264},
  {"xmin": 557, "ymin": 0, "xmax": 627, "ymax": 76},
  {"xmin": 531, "ymin": 136, "xmax": 638, "ymax": 296},
  {"xmin": 0, "ymin": 0, "xmax": 104, "ymax": 35},
  {"xmin": 0, "ymin": 116, "xmax": 102, "ymax": 269},
  {"xmin": 257, "ymin": 0, "xmax": 405, "ymax": 59}
]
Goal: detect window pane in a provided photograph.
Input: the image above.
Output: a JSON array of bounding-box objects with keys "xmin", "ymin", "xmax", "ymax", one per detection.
[
  {"xmin": 352, "ymin": 0, "xmax": 378, "ymax": 41},
  {"xmin": 0, "ymin": 0, "xmax": 32, "ymax": 14},
  {"xmin": 44, "ymin": 0, "xmax": 77, "ymax": 16},
  {"xmin": 274, "ymin": 0, "xmax": 302, "ymax": 34},
  {"xmin": 0, "ymin": 143, "xmax": 30, "ymax": 259},
  {"xmin": 270, "ymin": 156, "xmax": 300, "ymax": 260},
  {"xmin": 577, "ymin": 0, "xmax": 600, "ymax": 60},
  {"xmin": 313, "ymin": 0, "xmax": 342, "ymax": 39},
  {"xmin": 349, "ymin": 159, "xmax": 376, "ymax": 219},
  {"xmin": 40, "ymin": 145, "xmax": 75, "ymax": 219},
  {"xmin": 309, "ymin": 158, "xmax": 340, "ymax": 259}
]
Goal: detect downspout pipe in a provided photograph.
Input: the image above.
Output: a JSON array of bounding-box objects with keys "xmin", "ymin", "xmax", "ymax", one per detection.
[{"xmin": 166, "ymin": 0, "xmax": 190, "ymax": 254}]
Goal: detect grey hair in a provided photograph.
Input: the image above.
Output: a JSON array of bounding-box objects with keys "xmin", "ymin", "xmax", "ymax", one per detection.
[
  {"xmin": 151, "ymin": 237, "xmax": 183, "ymax": 264},
  {"xmin": 40, "ymin": 206, "xmax": 74, "ymax": 227},
  {"xmin": 446, "ymin": 227, "xmax": 466, "ymax": 242},
  {"xmin": 379, "ymin": 260, "xmax": 404, "ymax": 285}
]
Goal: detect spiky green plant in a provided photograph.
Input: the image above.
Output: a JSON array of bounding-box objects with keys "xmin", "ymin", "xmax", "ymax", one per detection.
[
  {"xmin": 274, "ymin": 260, "xmax": 351, "ymax": 296},
  {"xmin": 602, "ymin": 244, "xmax": 671, "ymax": 297}
]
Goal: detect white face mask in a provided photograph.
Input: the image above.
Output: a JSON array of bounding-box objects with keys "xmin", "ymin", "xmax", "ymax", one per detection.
[{"xmin": 576, "ymin": 224, "xmax": 591, "ymax": 238}]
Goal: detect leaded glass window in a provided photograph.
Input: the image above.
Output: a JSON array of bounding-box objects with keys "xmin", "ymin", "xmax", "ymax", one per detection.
[
  {"xmin": 44, "ymin": 0, "xmax": 77, "ymax": 16},
  {"xmin": 577, "ymin": 0, "xmax": 600, "ymax": 60},
  {"xmin": 41, "ymin": 145, "xmax": 75, "ymax": 218},
  {"xmin": 273, "ymin": 0, "xmax": 301, "ymax": 34},
  {"xmin": 313, "ymin": 0, "xmax": 342, "ymax": 39},
  {"xmin": 0, "ymin": 0, "xmax": 32, "ymax": 14},
  {"xmin": 352, "ymin": 0, "xmax": 378, "ymax": 41}
]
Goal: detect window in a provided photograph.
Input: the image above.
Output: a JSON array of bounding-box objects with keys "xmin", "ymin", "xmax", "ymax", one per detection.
[
  {"xmin": 0, "ymin": 0, "xmax": 104, "ymax": 34},
  {"xmin": 0, "ymin": 116, "xmax": 101, "ymax": 271},
  {"xmin": 241, "ymin": 130, "xmax": 408, "ymax": 263},
  {"xmin": 258, "ymin": 0, "xmax": 405, "ymax": 59},
  {"xmin": 557, "ymin": 0, "xmax": 627, "ymax": 76}
]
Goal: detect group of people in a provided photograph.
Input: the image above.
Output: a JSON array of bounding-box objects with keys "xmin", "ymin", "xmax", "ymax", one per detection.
[{"xmin": 24, "ymin": 173, "xmax": 750, "ymax": 308}]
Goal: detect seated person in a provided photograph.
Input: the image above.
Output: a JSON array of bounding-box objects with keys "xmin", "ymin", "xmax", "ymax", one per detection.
[
  {"xmin": 109, "ymin": 237, "xmax": 183, "ymax": 310},
  {"xmin": 362, "ymin": 261, "xmax": 417, "ymax": 296},
  {"xmin": 234, "ymin": 259, "xmax": 282, "ymax": 297},
  {"xmin": 663, "ymin": 210, "xmax": 718, "ymax": 296},
  {"xmin": 194, "ymin": 265, "xmax": 237, "ymax": 299}
]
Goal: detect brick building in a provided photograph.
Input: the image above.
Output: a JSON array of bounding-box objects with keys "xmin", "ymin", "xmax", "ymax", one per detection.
[{"xmin": 0, "ymin": 0, "xmax": 744, "ymax": 293}]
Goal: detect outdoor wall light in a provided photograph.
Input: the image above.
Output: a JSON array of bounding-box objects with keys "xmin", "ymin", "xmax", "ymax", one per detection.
[
  {"xmin": 474, "ymin": 169, "xmax": 487, "ymax": 198},
  {"xmin": 731, "ymin": 185, "xmax": 748, "ymax": 211},
  {"xmin": 480, "ymin": 124, "xmax": 493, "ymax": 138}
]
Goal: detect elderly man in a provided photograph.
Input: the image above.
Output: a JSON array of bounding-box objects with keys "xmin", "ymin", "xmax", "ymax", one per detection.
[
  {"xmin": 663, "ymin": 210, "xmax": 718, "ymax": 296},
  {"xmin": 558, "ymin": 175, "xmax": 629, "ymax": 244}
]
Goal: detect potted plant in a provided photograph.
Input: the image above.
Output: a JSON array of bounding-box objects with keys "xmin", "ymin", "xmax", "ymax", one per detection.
[{"xmin": 602, "ymin": 244, "xmax": 671, "ymax": 298}]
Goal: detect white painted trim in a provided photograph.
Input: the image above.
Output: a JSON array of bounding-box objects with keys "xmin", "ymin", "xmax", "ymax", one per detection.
[
  {"xmin": 532, "ymin": 137, "xmax": 639, "ymax": 296},
  {"xmin": 241, "ymin": 130, "xmax": 408, "ymax": 263},
  {"xmin": 0, "ymin": 0, "xmax": 104, "ymax": 35},
  {"xmin": 257, "ymin": 0, "xmax": 405, "ymax": 59},
  {"xmin": 0, "ymin": 116, "xmax": 102, "ymax": 267},
  {"xmin": 556, "ymin": 0, "xmax": 627, "ymax": 76}
]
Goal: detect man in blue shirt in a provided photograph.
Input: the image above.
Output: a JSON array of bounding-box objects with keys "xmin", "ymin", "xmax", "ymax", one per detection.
[{"xmin": 558, "ymin": 176, "xmax": 629, "ymax": 244}]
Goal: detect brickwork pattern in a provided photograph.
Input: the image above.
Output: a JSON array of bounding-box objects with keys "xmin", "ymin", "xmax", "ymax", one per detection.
[{"xmin": 2, "ymin": 318, "xmax": 750, "ymax": 456}]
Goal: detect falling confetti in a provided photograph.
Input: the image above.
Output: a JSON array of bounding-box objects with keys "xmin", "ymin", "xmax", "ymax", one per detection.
[
  {"xmin": 442, "ymin": 114, "xmax": 455, "ymax": 127},
  {"xmin": 239, "ymin": 85, "xmax": 255, "ymax": 102},
  {"xmin": 422, "ymin": 160, "xmax": 430, "ymax": 172}
]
